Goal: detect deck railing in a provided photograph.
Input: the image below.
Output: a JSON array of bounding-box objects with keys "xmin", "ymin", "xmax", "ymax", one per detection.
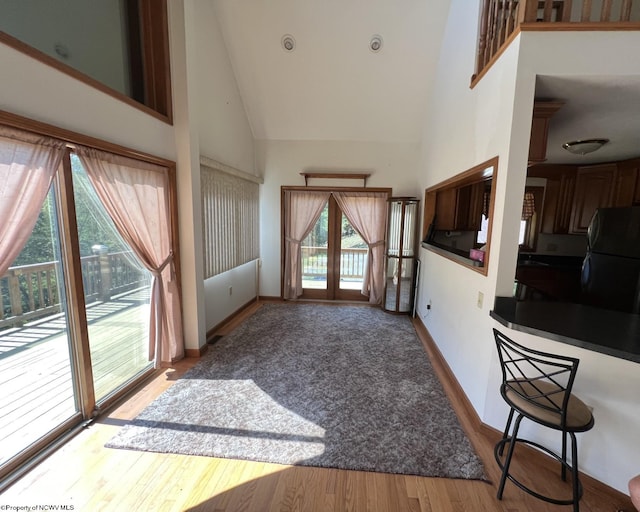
[
  {"xmin": 475, "ymin": 0, "xmax": 640, "ymax": 81},
  {"xmin": 301, "ymin": 246, "xmax": 368, "ymax": 280},
  {"xmin": 0, "ymin": 251, "xmax": 147, "ymax": 329}
]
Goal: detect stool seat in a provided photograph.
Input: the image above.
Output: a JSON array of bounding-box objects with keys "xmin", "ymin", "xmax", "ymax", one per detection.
[
  {"xmin": 503, "ymin": 379, "xmax": 593, "ymax": 430},
  {"xmin": 493, "ymin": 329, "xmax": 595, "ymax": 512}
]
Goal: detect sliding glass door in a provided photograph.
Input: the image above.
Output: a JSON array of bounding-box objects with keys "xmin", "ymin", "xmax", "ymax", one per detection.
[
  {"xmin": 0, "ymin": 145, "xmax": 155, "ymax": 481},
  {"xmin": 0, "ymin": 186, "xmax": 80, "ymax": 472},
  {"xmin": 70, "ymin": 154, "xmax": 152, "ymax": 403}
]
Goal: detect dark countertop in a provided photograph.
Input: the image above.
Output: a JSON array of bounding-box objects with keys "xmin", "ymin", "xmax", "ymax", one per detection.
[{"xmin": 490, "ymin": 296, "xmax": 640, "ymax": 363}]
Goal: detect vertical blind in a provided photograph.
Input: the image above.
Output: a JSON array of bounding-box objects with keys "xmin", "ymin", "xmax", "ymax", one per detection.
[{"xmin": 201, "ymin": 164, "xmax": 259, "ymax": 278}]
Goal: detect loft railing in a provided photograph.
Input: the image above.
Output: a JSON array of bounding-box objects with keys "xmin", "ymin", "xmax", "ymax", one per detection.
[
  {"xmin": 0, "ymin": 251, "xmax": 147, "ymax": 329},
  {"xmin": 475, "ymin": 0, "xmax": 640, "ymax": 82}
]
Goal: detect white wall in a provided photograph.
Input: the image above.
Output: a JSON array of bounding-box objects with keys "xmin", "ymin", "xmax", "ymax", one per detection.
[
  {"xmin": 176, "ymin": 0, "xmax": 258, "ymax": 348},
  {"xmin": 256, "ymin": 139, "xmax": 422, "ymax": 297},
  {"xmin": 415, "ymin": 0, "xmax": 523, "ymax": 420},
  {"xmin": 192, "ymin": 0, "xmax": 255, "ymax": 174},
  {"xmin": 204, "ymin": 260, "xmax": 258, "ymax": 332},
  {"xmin": 416, "ymin": 0, "xmax": 640, "ymax": 492},
  {"xmin": 0, "ymin": 43, "xmax": 175, "ymax": 159}
]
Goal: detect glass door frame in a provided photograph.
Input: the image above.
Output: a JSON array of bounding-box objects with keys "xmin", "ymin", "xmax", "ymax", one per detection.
[
  {"xmin": 281, "ymin": 186, "xmax": 392, "ymax": 302},
  {"xmin": 0, "ymin": 111, "xmax": 180, "ymax": 487}
]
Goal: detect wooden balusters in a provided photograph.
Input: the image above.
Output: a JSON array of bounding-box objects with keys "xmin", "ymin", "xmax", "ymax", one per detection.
[
  {"xmin": 601, "ymin": 0, "xmax": 613, "ymax": 21},
  {"xmin": 562, "ymin": 0, "xmax": 573, "ymax": 22},
  {"xmin": 475, "ymin": 0, "xmax": 490, "ymax": 77},
  {"xmin": 582, "ymin": 0, "xmax": 593, "ymax": 21},
  {"xmin": 622, "ymin": 0, "xmax": 633, "ymax": 21},
  {"xmin": 473, "ymin": 0, "xmax": 640, "ymax": 85}
]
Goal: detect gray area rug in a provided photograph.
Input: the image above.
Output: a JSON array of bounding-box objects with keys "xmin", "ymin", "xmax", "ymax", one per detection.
[{"xmin": 106, "ymin": 303, "xmax": 485, "ymax": 479}]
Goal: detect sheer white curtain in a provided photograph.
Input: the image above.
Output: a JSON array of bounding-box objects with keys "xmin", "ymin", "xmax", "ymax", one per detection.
[
  {"xmin": 0, "ymin": 126, "xmax": 65, "ymax": 276},
  {"xmin": 334, "ymin": 191, "xmax": 388, "ymax": 304},
  {"xmin": 76, "ymin": 146, "xmax": 183, "ymax": 367},
  {"xmin": 283, "ymin": 190, "xmax": 331, "ymax": 299}
]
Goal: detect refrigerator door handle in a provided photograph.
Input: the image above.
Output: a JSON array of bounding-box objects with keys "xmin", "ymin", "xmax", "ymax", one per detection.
[{"xmin": 581, "ymin": 253, "xmax": 591, "ymax": 293}]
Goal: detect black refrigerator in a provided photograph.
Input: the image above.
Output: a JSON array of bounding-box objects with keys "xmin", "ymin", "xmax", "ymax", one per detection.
[{"xmin": 581, "ymin": 206, "xmax": 640, "ymax": 313}]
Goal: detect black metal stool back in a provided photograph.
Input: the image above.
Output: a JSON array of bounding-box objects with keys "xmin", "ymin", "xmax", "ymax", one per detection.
[{"xmin": 493, "ymin": 328, "xmax": 594, "ymax": 512}]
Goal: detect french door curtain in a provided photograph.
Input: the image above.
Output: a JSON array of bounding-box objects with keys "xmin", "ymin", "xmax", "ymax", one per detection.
[
  {"xmin": 0, "ymin": 126, "xmax": 183, "ymax": 368},
  {"xmin": 283, "ymin": 190, "xmax": 331, "ymax": 299},
  {"xmin": 284, "ymin": 189, "xmax": 388, "ymax": 304}
]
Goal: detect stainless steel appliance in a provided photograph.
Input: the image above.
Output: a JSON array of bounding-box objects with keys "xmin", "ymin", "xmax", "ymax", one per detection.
[{"xmin": 581, "ymin": 206, "xmax": 640, "ymax": 313}]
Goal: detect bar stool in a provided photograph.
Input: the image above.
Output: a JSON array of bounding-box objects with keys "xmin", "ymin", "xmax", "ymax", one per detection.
[{"xmin": 493, "ymin": 328, "xmax": 594, "ymax": 512}]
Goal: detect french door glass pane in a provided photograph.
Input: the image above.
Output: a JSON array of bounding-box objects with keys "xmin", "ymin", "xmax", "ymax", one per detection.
[
  {"xmin": 302, "ymin": 202, "xmax": 329, "ymax": 290},
  {"xmin": 0, "ymin": 188, "xmax": 78, "ymax": 469},
  {"xmin": 71, "ymin": 155, "xmax": 152, "ymax": 403},
  {"xmin": 339, "ymin": 214, "xmax": 367, "ymax": 290}
]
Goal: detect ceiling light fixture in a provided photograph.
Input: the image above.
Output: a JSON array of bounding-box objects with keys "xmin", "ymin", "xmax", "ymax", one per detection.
[
  {"xmin": 281, "ymin": 34, "xmax": 295, "ymax": 52},
  {"xmin": 562, "ymin": 138, "xmax": 609, "ymax": 155},
  {"xmin": 369, "ymin": 35, "xmax": 383, "ymax": 53}
]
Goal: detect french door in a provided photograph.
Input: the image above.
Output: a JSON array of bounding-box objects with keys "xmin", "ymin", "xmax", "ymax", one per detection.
[
  {"xmin": 0, "ymin": 148, "xmax": 153, "ymax": 482},
  {"xmin": 300, "ymin": 196, "xmax": 368, "ymax": 301}
]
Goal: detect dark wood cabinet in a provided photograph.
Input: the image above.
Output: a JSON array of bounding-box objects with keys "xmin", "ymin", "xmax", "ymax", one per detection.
[
  {"xmin": 569, "ymin": 164, "xmax": 616, "ymax": 234},
  {"xmin": 532, "ymin": 165, "xmax": 575, "ymax": 234},
  {"xmin": 529, "ymin": 101, "xmax": 564, "ymax": 164},
  {"xmin": 434, "ymin": 182, "xmax": 484, "ymax": 231},
  {"xmin": 435, "ymin": 188, "xmax": 457, "ymax": 231},
  {"xmin": 614, "ymin": 161, "xmax": 639, "ymax": 207}
]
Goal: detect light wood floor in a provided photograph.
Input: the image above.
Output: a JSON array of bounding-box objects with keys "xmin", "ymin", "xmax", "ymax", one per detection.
[
  {"xmin": 1, "ymin": 301, "xmax": 634, "ymax": 511},
  {"xmin": 0, "ymin": 291, "xmax": 150, "ymax": 469}
]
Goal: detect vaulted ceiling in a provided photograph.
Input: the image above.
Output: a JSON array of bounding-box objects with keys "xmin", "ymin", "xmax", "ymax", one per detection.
[
  {"xmin": 210, "ymin": 1, "xmax": 640, "ymax": 164},
  {"xmin": 212, "ymin": 0, "xmax": 452, "ymax": 143}
]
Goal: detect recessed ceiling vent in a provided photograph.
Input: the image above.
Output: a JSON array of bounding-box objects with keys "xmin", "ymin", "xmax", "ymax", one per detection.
[
  {"xmin": 281, "ymin": 34, "xmax": 295, "ymax": 52},
  {"xmin": 369, "ymin": 35, "xmax": 383, "ymax": 52}
]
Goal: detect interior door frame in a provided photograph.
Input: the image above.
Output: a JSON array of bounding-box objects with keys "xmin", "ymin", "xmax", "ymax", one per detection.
[{"xmin": 280, "ymin": 185, "xmax": 391, "ymax": 301}]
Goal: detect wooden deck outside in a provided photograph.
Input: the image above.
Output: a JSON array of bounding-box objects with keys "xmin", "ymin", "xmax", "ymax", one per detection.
[{"xmin": 0, "ymin": 289, "xmax": 151, "ymax": 468}]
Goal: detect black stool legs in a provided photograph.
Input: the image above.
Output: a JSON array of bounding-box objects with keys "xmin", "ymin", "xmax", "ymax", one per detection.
[{"xmin": 494, "ymin": 413, "xmax": 583, "ymax": 512}]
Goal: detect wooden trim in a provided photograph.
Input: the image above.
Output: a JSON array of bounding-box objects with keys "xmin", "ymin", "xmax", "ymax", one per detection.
[
  {"xmin": 124, "ymin": 0, "xmax": 145, "ymax": 104},
  {"xmin": 185, "ymin": 346, "xmax": 208, "ymax": 358},
  {"xmin": 167, "ymin": 163, "xmax": 182, "ymax": 306},
  {"xmin": 422, "ymin": 157, "xmax": 498, "ymax": 277},
  {"xmin": 424, "ymin": 157, "xmax": 496, "ymax": 193},
  {"xmin": 258, "ymin": 295, "xmax": 285, "ymax": 302},
  {"xmin": 57, "ymin": 149, "xmax": 96, "ymax": 419},
  {"xmin": 0, "ymin": 31, "xmax": 171, "ymax": 124},
  {"xmin": 411, "ymin": 316, "xmax": 483, "ymax": 437},
  {"xmin": 471, "ymin": 27, "xmax": 521, "ymax": 89},
  {"xmin": 300, "ymin": 172, "xmax": 371, "ymax": 187},
  {"xmin": 0, "ymin": 109, "xmax": 175, "ymax": 168},
  {"xmin": 205, "ymin": 297, "xmax": 260, "ymax": 340},
  {"xmin": 519, "ymin": 21, "xmax": 640, "ymax": 31},
  {"xmin": 284, "ymin": 185, "xmax": 390, "ymax": 193},
  {"xmin": 138, "ymin": 0, "xmax": 173, "ymax": 121}
]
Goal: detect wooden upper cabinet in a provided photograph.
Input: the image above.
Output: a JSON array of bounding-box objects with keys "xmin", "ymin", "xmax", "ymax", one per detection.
[
  {"xmin": 614, "ymin": 160, "xmax": 640, "ymax": 207},
  {"xmin": 529, "ymin": 101, "xmax": 564, "ymax": 164},
  {"xmin": 434, "ymin": 182, "xmax": 485, "ymax": 231},
  {"xmin": 532, "ymin": 165, "xmax": 576, "ymax": 234},
  {"xmin": 435, "ymin": 188, "xmax": 457, "ymax": 231},
  {"xmin": 569, "ymin": 164, "xmax": 616, "ymax": 234}
]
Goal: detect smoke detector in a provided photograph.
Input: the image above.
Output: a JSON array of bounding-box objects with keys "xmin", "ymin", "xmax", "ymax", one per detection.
[
  {"xmin": 281, "ymin": 35, "xmax": 295, "ymax": 52},
  {"xmin": 369, "ymin": 35, "xmax": 383, "ymax": 53}
]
